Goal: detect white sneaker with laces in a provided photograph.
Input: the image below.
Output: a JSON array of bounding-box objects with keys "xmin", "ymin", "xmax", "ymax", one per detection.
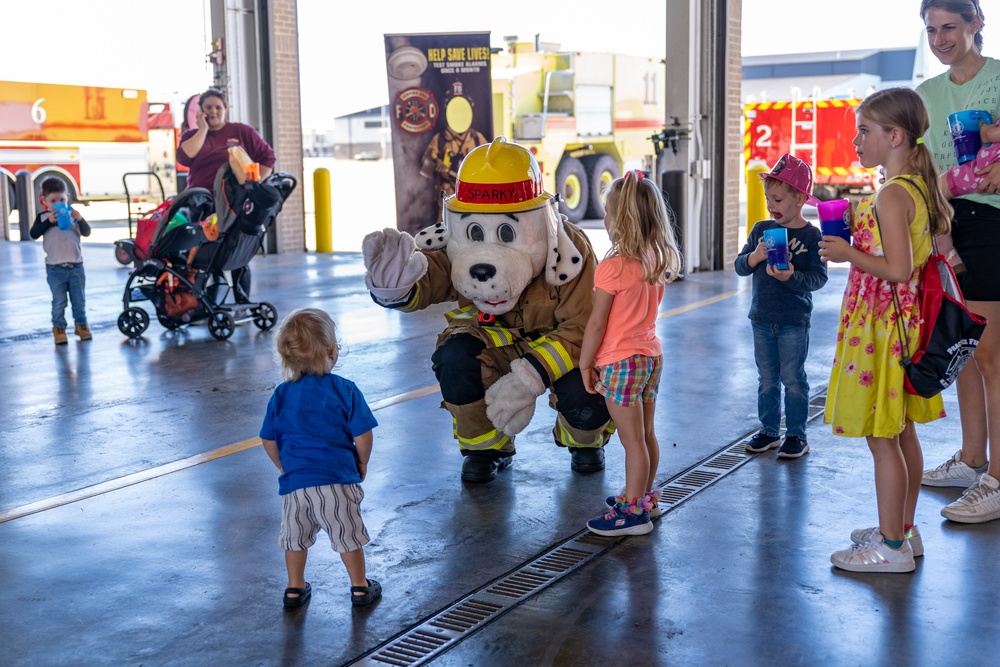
[
  {"xmin": 941, "ymin": 474, "xmax": 1000, "ymax": 523},
  {"xmin": 831, "ymin": 535, "xmax": 915, "ymax": 573},
  {"xmin": 850, "ymin": 526, "xmax": 923, "ymax": 558},
  {"xmin": 922, "ymin": 450, "xmax": 983, "ymax": 488}
]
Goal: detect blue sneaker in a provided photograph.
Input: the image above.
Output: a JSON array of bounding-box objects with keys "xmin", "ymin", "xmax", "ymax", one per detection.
[
  {"xmin": 586, "ymin": 506, "xmax": 653, "ymax": 536},
  {"xmin": 745, "ymin": 432, "xmax": 781, "ymax": 453},
  {"xmin": 777, "ymin": 435, "xmax": 809, "ymax": 459}
]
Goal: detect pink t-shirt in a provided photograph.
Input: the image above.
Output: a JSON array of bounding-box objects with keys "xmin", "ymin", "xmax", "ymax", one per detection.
[{"xmin": 593, "ymin": 256, "xmax": 664, "ymax": 366}]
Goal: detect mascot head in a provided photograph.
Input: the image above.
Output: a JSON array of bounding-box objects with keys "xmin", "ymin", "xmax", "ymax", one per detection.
[{"xmin": 414, "ymin": 137, "xmax": 583, "ymax": 316}]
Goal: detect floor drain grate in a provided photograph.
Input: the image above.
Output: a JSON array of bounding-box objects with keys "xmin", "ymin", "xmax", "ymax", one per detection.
[{"xmin": 352, "ymin": 387, "xmax": 829, "ymax": 666}]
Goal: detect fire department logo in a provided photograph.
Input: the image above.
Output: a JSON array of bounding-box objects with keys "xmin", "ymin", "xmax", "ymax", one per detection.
[{"xmin": 393, "ymin": 87, "xmax": 438, "ymax": 134}]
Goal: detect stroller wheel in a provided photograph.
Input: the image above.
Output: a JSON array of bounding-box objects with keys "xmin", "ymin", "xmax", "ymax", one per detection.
[
  {"xmin": 208, "ymin": 311, "xmax": 235, "ymax": 340},
  {"xmin": 252, "ymin": 302, "xmax": 278, "ymax": 331},
  {"xmin": 114, "ymin": 242, "xmax": 134, "ymax": 265},
  {"xmin": 118, "ymin": 307, "xmax": 150, "ymax": 338}
]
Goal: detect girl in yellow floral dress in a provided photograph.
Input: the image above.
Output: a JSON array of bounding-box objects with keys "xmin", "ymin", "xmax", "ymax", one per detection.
[{"xmin": 819, "ymin": 88, "xmax": 952, "ymax": 573}]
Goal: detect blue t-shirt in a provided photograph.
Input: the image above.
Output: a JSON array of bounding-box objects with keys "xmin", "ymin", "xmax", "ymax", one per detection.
[{"xmin": 259, "ymin": 373, "xmax": 378, "ymax": 495}]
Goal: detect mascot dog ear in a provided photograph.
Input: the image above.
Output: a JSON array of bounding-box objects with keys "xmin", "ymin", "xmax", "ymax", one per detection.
[
  {"xmin": 544, "ymin": 202, "xmax": 583, "ymax": 286},
  {"xmin": 414, "ymin": 221, "xmax": 450, "ymax": 250}
]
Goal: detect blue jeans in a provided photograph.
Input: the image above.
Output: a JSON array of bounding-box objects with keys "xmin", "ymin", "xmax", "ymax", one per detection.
[
  {"xmin": 46, "ymin": 263, "xmax": 87, "ymax": 328},
  {"xmin": 751, "ymin": 322, "xmax": 809, "ymax": 438}
]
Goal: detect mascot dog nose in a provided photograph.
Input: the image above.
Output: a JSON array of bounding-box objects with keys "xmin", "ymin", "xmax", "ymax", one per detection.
[{"xmin": 470, "ymin": 263, "xmax": 497, "ymax": 283}]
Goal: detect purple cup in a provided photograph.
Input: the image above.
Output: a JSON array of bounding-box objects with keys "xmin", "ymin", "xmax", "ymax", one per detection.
[
  {"xmin": 817, "ymin": 198, "xmax": 851, "ymax": 242},
  {"xmin": 949, "ymin": 109, "xmax": 994, "ymax": 165},
  {"xmin": 763, "ymin": 227, "xmax": 789, "ymax": 270}
]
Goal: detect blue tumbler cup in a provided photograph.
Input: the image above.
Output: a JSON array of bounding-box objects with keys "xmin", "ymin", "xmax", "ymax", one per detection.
[
  {"xmin": 54, "ymin": 203, "xmax": 73, "ymax": 230},
  {"xmin": 949, "ymin": 109, "xmax": 994, "ymax": 164},
  {"xmin": 763, "ymin": 227, "xmax": 789, "ymax": 270}
]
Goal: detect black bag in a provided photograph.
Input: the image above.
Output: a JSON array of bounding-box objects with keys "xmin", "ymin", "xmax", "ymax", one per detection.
[
  {"xmin": 892, "ymin": 252, "xmax": 986, "ymax": 398},
  {"xmin": 875, "ymin": 178, "xmax": 988, "ymax": 398}
]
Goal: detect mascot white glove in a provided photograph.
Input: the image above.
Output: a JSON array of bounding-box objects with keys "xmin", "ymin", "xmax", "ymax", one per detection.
[
  {"xmin": 362, "ymin": 228, "xmax": 428, "ymax": 303},
  {"xmin": 485, "ymin": 358, "xmax": 548, "ymax": 435}
]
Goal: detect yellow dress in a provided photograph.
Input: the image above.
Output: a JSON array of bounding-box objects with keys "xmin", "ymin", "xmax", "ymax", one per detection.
[{"xmin": 824, "ymin": 175, "xmax": 945, "ymax": 438}]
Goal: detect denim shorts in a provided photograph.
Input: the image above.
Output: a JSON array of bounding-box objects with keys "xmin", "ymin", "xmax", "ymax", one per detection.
[{"xmin": 596, "ymin": 354, "xmax": 663, "ymax": 407}]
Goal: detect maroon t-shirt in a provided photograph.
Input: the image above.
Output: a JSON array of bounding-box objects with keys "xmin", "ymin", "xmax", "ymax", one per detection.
[{"xmin": 176, "ymin": 122, "xmax": 276, "ymax": 190}]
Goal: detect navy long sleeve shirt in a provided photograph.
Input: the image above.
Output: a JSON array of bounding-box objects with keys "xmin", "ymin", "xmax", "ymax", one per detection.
[{"xmin": 734, "ymin": 220, "xmax": 828, "ymax": 327}]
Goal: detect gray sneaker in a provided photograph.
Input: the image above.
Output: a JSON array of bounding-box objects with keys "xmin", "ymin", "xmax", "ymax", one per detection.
[
  {"xmin": 922, "ymin": 450, "xmax": 983, "ymax": 488},
  {"xmin": 851, "ymin": 525, "xmax": 923, "ymax": 558},
  {"xmin": 941, "ymin": 474, "xmax": 1000, "ymax": 523}
]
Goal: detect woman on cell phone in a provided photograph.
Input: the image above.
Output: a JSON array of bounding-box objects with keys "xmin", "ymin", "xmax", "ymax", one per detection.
[{"xmin": 176, "ymin": 87, "xmax": 277, "ymax": 304}]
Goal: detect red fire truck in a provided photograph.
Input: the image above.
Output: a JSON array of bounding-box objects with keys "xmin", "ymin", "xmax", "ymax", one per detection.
[
  {"xmin": 743, "ymin": 96, "xmax": 876, "ymax": 199},
  {"xmin": 1, "ymin": 80, "xmax": 178, "ymax": 203}
]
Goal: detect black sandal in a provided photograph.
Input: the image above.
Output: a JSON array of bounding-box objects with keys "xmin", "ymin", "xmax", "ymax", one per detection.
[
  {"xmin": 350, "ymin": 578, "xmax": 382, "ymax": 606},
  {"xmin": 283, "ymin": 582, "xmax": 311, "ymax": 608}
]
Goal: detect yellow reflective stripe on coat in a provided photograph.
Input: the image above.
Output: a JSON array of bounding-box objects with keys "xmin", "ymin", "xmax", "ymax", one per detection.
[
  {"xmin": 529, "ymin": 337, "xmax": 573, "ymax": 378},
  {"xmin": 481, "ymin": 327, "xmax": 515, "ymax": 346},
  {"xmin": 445, "ymin": 305, "xmax": 477, "ymax": 319}
]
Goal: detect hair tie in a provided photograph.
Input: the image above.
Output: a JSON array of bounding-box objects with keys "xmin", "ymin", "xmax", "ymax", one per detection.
[
  {"xmin": 626, "ymin": 169, "xmax": 644, "ymax": 182},
  {"xmin": 915, "ymin": 137, "xmax": 924, "ymax": 145}
]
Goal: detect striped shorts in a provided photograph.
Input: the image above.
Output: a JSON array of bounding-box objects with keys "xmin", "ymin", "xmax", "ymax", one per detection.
[
  {"xmin": 280, "ymin": 484, "xmax": 370, "ymax": 553},
  {"xmin": 596, "ymin": 354, "xmax": 663, "ymax": 407}
]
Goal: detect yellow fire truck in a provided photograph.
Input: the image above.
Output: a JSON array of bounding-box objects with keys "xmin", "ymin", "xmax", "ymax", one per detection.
[{"xmin": 491, "ymin": 40, "xmax": 666, "ymax": 223}]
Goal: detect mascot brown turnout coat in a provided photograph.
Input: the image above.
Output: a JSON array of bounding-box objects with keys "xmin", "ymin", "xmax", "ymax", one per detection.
[{"xmin": 363, "ymin": 137, "xmax": 613, "ymax": 483}]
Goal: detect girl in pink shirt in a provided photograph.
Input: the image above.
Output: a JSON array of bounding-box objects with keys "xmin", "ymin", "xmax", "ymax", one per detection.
[{"xmin": 579, "ymin": 170, "xmax": 683, "ymax": 536}]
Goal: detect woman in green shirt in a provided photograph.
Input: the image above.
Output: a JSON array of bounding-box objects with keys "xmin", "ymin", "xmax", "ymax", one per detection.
[{"xmin": 916, "ymin": 0, "xmax": 1000, "ymax": 523}]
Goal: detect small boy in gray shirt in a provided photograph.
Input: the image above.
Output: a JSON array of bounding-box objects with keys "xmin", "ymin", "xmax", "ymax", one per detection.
[{"xmin": 29, "ymin": 177, "xmax": 92, "ymax": 344}]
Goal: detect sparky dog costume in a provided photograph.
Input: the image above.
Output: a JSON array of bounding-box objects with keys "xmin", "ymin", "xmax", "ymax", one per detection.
[{"xmin": 363, "ymin": 137, "xmax": 612, "ymax": 482}]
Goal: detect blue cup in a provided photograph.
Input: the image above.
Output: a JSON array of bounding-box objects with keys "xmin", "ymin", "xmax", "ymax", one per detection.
[
  {"xmin": 949, "ymin": 109, "xmax": 994, "ymax": 164},
  {"xmin": 54, "ymin": 203, "xmax": 73, "ymax": 230},
  {"xmin": 763, "ymin": 227, "xmax": 789, "ymax": 270}
]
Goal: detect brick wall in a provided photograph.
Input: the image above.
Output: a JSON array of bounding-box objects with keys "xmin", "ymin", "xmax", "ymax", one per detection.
[
  {"xmin": 269, "ymin": 0, "xmax": 305, "ymax": 254},
  {"xmin": 723, "ymin": 0, "xmax": 743, "ymax": 269}
]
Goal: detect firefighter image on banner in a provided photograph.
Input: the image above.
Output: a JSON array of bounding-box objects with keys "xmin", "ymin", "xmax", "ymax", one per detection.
[{"xmin": 385, "ymin": 32, "xmax": 493, "ymax": 235}]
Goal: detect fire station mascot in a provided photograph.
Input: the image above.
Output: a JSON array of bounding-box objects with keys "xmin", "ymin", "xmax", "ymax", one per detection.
[{"xmin": 362, "ymin": 137, "xmax": 613, "ymax": 482}]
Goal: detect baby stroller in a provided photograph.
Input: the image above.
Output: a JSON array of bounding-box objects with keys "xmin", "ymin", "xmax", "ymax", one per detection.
[{"xmin": 116, "ymin": 167, "xmax": 297, "ymax": 340}]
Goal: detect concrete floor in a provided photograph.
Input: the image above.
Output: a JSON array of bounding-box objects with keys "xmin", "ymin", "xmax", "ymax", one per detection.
[{"xmin": 1, "ymin": 232, "xmax": 997, "ymax": 667}]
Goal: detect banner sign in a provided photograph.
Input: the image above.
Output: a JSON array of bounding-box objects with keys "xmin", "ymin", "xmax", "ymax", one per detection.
[{"xmin": 384, "ymin": 32, "xmax": 494, "ymax": 234}]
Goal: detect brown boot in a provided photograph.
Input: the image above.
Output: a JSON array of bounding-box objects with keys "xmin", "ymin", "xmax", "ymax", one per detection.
[
  {"xmin": 75, "ymin": 323, "xmax": 92, "ymax": 341},
  {"xmin": 53, "ymin": 326, "xmax": 68, "ymax": 345}
]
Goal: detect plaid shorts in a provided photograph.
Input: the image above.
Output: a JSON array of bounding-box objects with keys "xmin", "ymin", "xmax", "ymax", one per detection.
[
  {"xmin": 597, "ymin": 354, "xmax": 663, "ymax": 407},
  {"xmin": 280, "ymin": 484, "xmax": 370, "ymax": 553}
]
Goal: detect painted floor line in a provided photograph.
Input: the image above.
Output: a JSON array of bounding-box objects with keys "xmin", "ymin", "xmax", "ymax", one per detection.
[
  {"xmin": 0, "ymin": 289, "xmax": 742, "ymax": 524},
  {"xmin": 0, "ymin": 385, "xmax": 441, "ymax": 524}
]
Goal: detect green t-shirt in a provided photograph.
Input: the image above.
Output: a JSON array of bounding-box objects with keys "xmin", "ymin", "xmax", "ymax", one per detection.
[{"xmin": 916, "ymin": 57, "xmax": 1000, "ymax": 208}]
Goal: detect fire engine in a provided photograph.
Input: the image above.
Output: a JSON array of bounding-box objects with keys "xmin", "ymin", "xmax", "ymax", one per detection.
[
  {"xmin": 743, "ymin": 95, "xmax": 876, "ymax": 199},
  {"xmin": 491, "ymin": 41, "xmax": 666, "ymax": 223},
  {"xmin": 0, "ymin": 80, "xmax": 177, "ymax": 204}
]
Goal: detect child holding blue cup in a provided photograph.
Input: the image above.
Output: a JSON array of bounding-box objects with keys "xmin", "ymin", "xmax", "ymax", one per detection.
[
  {"xmin": 28, "ymin": 176, "xmax": 92, "ymax": 344},
  {"xmin": 735, "ymin": 153, "xmax": 828, "ymax": 460}
]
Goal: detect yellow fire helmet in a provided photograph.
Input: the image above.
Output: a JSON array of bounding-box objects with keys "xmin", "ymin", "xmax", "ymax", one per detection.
[{"xmin": 445, "ymin": 136, "xmax": 555, "ymax": 214}]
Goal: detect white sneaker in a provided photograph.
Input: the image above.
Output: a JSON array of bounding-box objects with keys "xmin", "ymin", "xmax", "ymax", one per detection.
[
  {"xmin": 831, "ymin": 536, "xmax": 915, "ymax": 573},
  {"xmin": 941, "ymin": 474, "xmax": 1000, "ymax": 523},
  {"xmin": 922, "ymin": 450, "xmax": 983, "ymax": 488},
  {"xmin": 850, "ymin": 525, "xmax": 923, "ymax": 558}
]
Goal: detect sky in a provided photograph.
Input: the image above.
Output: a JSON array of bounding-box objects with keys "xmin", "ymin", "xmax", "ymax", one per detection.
[{"xmin": 0, "ymin": 0, "xmax": 954, "ymax": 131}]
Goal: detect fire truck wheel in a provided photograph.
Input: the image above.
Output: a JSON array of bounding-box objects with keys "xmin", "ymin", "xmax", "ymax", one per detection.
[
  {"xmin": 555, "ymin": 157, "xmax": 589, "ymax": 224},
  {"xmin": 581, "ymin": 154, "xmax": 620, "ymax": 220}
]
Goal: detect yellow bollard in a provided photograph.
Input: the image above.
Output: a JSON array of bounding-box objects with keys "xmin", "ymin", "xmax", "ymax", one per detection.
[
  {"xmin": 314, "ymin": 167, "xmax": 333, "ymax": 253},
  {"xmin": 745, "ymin": 159, "xmax": 770, "ymax": 238}
]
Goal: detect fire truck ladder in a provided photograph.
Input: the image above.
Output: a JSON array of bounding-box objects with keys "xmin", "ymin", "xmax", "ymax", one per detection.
[{"xmin": 790, "ymin": 86, "xmax": 821, "ymax": 176}]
